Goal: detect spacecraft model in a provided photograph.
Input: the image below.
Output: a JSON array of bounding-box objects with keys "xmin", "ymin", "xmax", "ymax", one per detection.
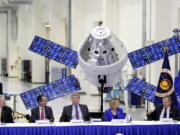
[
  {"xmin": 20, "ymin": 26, "xmax": 180, "ymax": 110},
  {"xmin": 78, "ymin": 26, "xmax": 128, "ymax": 87}
]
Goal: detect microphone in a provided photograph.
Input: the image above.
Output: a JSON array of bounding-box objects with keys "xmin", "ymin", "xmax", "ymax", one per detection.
[{"xmin": 113, "ymin": 115, "xmax": 118, "ymax": 119}]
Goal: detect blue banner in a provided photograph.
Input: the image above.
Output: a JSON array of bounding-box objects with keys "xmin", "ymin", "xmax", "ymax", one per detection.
[{"xmin": 174, "ymin": 71, "xmax": 180, "ymax": 111}]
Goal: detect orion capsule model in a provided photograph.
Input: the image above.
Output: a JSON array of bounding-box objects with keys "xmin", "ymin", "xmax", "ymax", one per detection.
[{"xmin": 78, "ymin": 26, "xmax": 128, "ymax": 87}]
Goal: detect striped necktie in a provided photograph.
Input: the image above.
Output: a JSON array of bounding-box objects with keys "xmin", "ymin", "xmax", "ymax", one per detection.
[
  {"xmin": 75, "ymin": 105, "xmax": 79, "ymax": 120},
  {"xmin": 41, "ymin": 107, "xmax": 45, "ymax": 120}
]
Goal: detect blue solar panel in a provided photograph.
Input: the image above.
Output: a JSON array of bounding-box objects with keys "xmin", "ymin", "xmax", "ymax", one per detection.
[
  {"xmin": 125, "ymin": 77, "xmax": 156, "ymax": 102},
  {"xmin": 128, "ymin": 36, "xmax": 180, "ymax": 69},
  {"xmin": 29, "ymin": 36, "xmax": 78, "ymax": 69},
  {"xmin": 20, "ymin": 75, "xmax": 81, "ymax": 109}
]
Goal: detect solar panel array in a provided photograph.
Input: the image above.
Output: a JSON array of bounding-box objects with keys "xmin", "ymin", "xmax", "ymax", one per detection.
[
  {"xmin": 29, "ymin": 36, "xmax": 78, "ymax": 69},
  {"xmin": 20, "ymin": 75, "xmax": 81, "ymax": 109},
  {"xmin": 24, "ymin": 33, "xmax": 180, "ymax": 109},
  {"xmin": 125, "ymin": 77, "xmax": 156, "ymax": 102},
  {"xmin": 128, "ymin": 36, "xmax": 180, "ymax": 69}
]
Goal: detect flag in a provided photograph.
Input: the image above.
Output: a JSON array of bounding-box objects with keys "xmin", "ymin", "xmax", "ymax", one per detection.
[
  {"xmin": 174, "ymin": 70, "xmax": 180, "ymax": 111},
  {"xmin": 154, "ymin": 51, "xmax": 177, "ymax": 106}
]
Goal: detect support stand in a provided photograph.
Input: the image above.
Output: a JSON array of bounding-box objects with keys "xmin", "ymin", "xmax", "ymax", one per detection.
[{"xmin": 98, "ymin": 75, "xmax": 106, "ymax": 113}]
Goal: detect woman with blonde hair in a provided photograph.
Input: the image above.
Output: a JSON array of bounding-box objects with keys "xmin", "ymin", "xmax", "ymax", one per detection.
[{"xmin": 103, "ymin": 98, "xmax": 124, "ymax": 121}]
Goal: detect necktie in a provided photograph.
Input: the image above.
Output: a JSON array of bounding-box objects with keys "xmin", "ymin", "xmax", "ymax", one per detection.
[
  {"xmin": 75, "ymin": 105, "xmax": 79, "ymax": 120},
  {"xmin": 163, "ymin": 108, "xmax": 167, "ymax": 118},
  {"xmin": 0, "ymin": 108, "xmax": 2, "ymax": 121},
  {"xmin": 41, "ymin": 108, "xmax": 45, "ymax": 120}
]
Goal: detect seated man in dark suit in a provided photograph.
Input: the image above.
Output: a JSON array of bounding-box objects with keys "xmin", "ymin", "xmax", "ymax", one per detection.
[
  {"xmin": 147, "ymin": 96, "xmax": 180, "ymax": 120},
  {"xmin": 0, "ymin": 95, "xmax": 14, "ymax": 123},
  {"xmin": 0, "ymin": 82, "xmax": 3, "ymax": 94},
  {"xmin": 30, "ymin": 95, "xmax": 54, "ymax": 122},
  {"xmin": 60, "ymin": 93, "xmax": 91, "ymax": 122}
]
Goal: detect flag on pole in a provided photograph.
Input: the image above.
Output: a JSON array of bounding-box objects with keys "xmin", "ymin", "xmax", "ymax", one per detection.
[{"xmin": 154, "ymin": 50, "xmax": 177, "ymax": 106}]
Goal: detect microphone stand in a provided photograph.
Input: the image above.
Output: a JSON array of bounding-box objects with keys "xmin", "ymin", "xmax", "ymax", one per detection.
[{"xmin": 98, "ymin": 75, "xmax": 107, "ymax": 113}]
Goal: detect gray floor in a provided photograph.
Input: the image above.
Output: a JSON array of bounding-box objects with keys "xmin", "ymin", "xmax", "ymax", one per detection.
[{"xmin": 0, "ymin": 76, "xmax": 41, "ymax": 116}]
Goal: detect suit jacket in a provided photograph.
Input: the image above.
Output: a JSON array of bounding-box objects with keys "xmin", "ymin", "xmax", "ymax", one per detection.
[
  {"xmin": 147, "ymin": 105, "xmax": 180, "ymax": 121},
  {"xmin": 30, "ymin": 106, "xmax": 54, "ymax": 123},
  {"xmin": 60, "ymin": 104, "xmax": 91, "ymax": 122},
  {"xmin": 0, "ymin": 82, "xmax": 3, "ymax": 94},
  {"xmin": 103, "ymin": 107, "xmax": 124, "ymax": 121},
  {"xmin": 1, "ymin": 106, "xmax": 14, "ymax": 123}
]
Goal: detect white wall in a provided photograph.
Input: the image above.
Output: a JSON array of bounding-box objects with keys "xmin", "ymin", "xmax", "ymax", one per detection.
[
  {"xmin": 0, "ymin": 14, "xmax": 7, "ymax": 58},
  {"xmin": 103, "ymin": 0, "xmax": 118, "ymax": 34},
  {"xmin": 17, "ymin": 6, "xmax": 34, "ymax": 79},
  {"xmin": 7, "ymin": 10, "xmax": 19, "ymax": 77},
  {"xmin": 117, "ymin": 0, "xmax": 143, "ymax": 52},
  {"xmin": 0, "ymin": 14, "xmax": 7, "ymax": 75}
]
